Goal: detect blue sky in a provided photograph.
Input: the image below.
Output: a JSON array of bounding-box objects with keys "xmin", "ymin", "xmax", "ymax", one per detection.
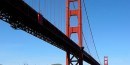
[{"xmin": 0, "ymin": 0, "xmax": 130, "ymax": 65}]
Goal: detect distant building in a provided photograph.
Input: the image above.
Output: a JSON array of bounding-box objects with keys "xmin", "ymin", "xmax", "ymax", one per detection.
[{"xmin": 52, "ymin": 64, "xmax": 62, "ymax": 65}]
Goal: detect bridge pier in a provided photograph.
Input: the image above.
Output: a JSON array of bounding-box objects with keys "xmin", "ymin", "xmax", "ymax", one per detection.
[{"xmin": 66, "ymin": 47, "xmax": 84, "ymax": 65}]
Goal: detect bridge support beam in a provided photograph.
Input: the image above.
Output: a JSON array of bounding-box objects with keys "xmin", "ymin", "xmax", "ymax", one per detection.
[{"xmin": 66, "ymin": 0, "xmax": 83, "ymax": 65}]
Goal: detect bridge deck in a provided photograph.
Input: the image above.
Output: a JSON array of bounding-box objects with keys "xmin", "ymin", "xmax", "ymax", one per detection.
[{"xmin": 0, "ymin": 0, "xmax": 100, "ymax": 65}]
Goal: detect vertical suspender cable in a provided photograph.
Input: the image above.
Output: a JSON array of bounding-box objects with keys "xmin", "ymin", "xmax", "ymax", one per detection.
[
  {"xmin": 50, "ymin": 0, "xmax": 52, "ymax": 23},
  {"xmin": 44, "ymin": 0, "xmax": 46, "ymax": 17},
  {"xmin": 39, "ymin": 0, "xmax": 40, "ymax": 13},
  {"xmin": 82, "ymin": 32, "xmax": 91, "ymax": 54},
  {"xmin": 32, "ymin": 0, "xmax": 34, "ymax": 7},
  {"xmin": 48, "ymin": 0, "xmax": 50, "ymax": 20},
  {"xmin": 50, "ymin": 0, "xmax": 53, "ymax": 24},
  {"xmin": 38, "ymin": 0, "xmax": 41, "ymax": 24},
  {"xmin": 61, "ymin": 0, "xmax": 63, "ymax": 32},
  {"xmin": 55, "ymin": 0, "xmax": 58, "ymax": 28},
  {"xmin": 59, "ymin": 0, "xmax": 61, "ymax": 30},
  {"xmin": 32, "ymin": 0, "xmax": 33, "ymax": 8},
  {"xmin": 53, "ymin": 0, "xmax": 55, "ymax": 25}
]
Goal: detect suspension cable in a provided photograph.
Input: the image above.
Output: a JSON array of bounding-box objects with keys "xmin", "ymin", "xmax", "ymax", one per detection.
[
  {"xmin": 54, "ymin": 0, "xmax": 56, "ymax": 26},
  {"xmin": 50, "ymin": 0, "xmax": 52, "ymax": 23},
  {"xmin": 82, "ymin": 0, "xmax": 101, "ymax": 64},
  {"xmin": 72, "ymin": 0, "xmax": 92, "ymax": 57},
  {"xmin": 44, "ymin": 0, "xmax": 46, "ymax": 17},
  {"xmin": 61, "ymin": 0, "xmax": 63, "ymax": 32},
  {"xmin": 32, "ymin": 0, "xmax": 33, "ymax": 8},
  {"xmin": 60, "ymin": 0, "xmax": 62, "ymax": 31},
  {"xmin": 72, "ymin": 1, "xmax": 94, "ymax": 62},
  {"xmin": 31, "ymin": 0, "xmax": 33, "ymax": 8},
  {"xmin": 38, "ymin": 0, "xmax": 40, "ymax": 13}
]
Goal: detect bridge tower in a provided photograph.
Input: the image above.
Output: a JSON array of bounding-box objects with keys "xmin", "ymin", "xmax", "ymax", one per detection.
[
  {"xmin": 104, "ymin": 56, "xmax": 108, "ymax": 65},
  {"xmin": 66, "ymin": 0, "xmax": 83, "ymax": 65}
]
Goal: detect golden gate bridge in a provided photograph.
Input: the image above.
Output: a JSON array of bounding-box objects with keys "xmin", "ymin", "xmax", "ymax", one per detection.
[{"xmin": 0, "ymin": 0, "xmax": 108, "ymax": 65}]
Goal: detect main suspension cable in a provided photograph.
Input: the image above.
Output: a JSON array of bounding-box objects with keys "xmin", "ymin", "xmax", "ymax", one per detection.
[{"xmin": 82, "ymin": 0, "xmax": 102, "ymax": 64}]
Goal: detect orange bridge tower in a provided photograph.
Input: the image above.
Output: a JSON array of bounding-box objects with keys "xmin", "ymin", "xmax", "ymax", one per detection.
[
  {"xmin": 66, "ymin": 0, "xmax": 83, "ymax": 65},
  {"xmin": 104, "ymin": 56, "xmax": 108, "ymax": 65}
]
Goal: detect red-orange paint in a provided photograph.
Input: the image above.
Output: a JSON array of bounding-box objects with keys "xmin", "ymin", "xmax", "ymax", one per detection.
[{"xmin": 66, "ymin": 0, "xmax": 83, "ymax": 65}]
